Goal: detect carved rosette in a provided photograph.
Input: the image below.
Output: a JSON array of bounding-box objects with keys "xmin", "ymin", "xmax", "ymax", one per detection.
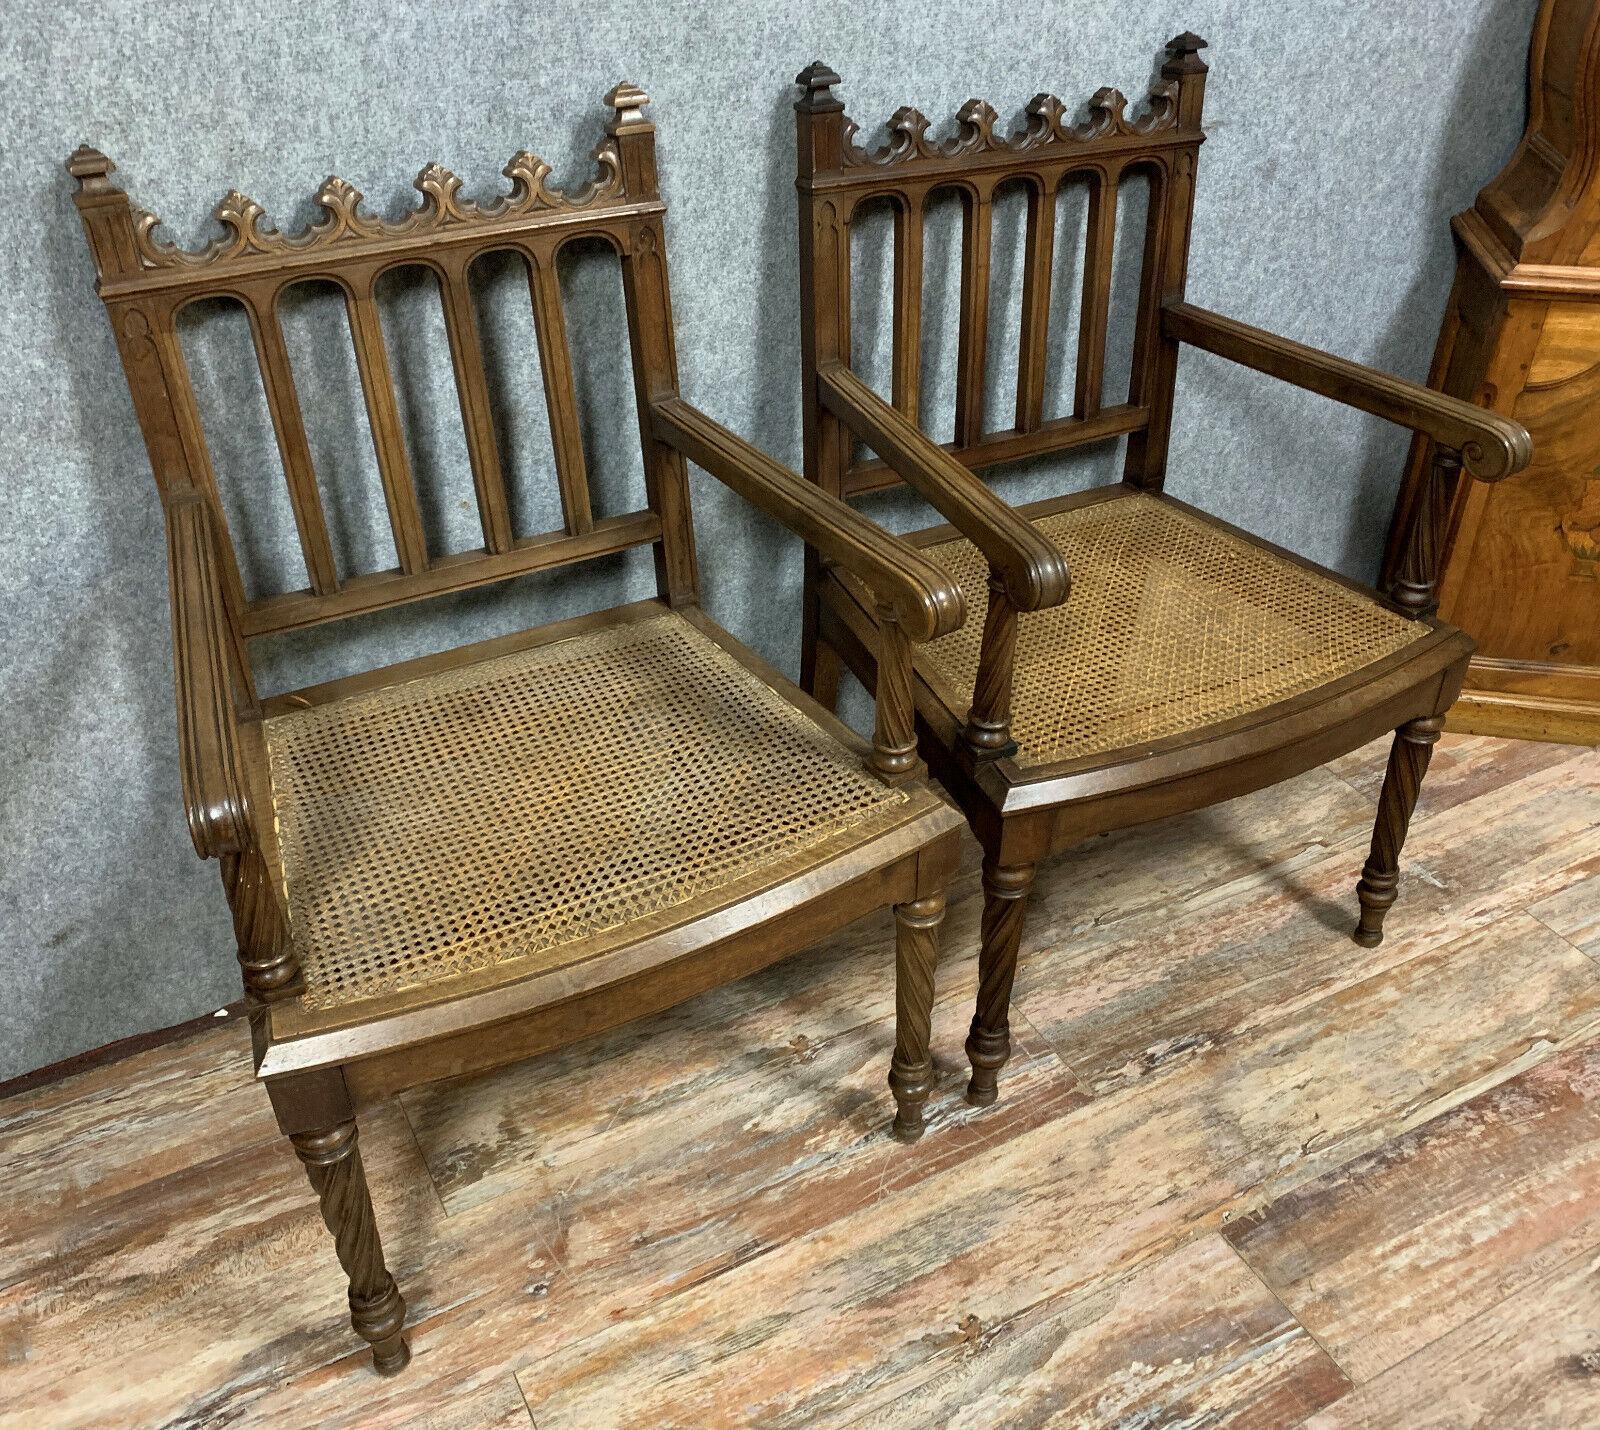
[{"xmin": 129, "ymin": 144, "xmax": 627, "ymax": 271}]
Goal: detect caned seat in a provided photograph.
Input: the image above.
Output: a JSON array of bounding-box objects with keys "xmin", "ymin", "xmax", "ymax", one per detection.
[
  {"xmin": 266, "ymin": 611, "xmax": 915, "ymax": 1013},
  {"xmin": 915, "ymin": 491, "xmax": 1424, "ymax": 766}
]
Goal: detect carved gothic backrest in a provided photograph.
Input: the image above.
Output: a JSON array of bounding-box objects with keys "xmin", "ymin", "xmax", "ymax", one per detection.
[
  {"xmin": 68, "ymin": 83, "xmax": 696, "ymax": 648},
  {"xmin": 795, "ymin": 34, "xmax": 1209, "ymax": 498}
]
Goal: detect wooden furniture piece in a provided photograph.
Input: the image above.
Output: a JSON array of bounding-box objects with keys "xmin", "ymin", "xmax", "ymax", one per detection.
[
  {"xmin": 1385, "ymin": 0, "xmax": 1600, "ymax": 745},
  {"xmin": 792, "ymin": 37, "xmax": 1532, "ymax": 1106},
  {"xmin": 68, "ymin": 84, "xmax": 966, "ymax": 1374}
]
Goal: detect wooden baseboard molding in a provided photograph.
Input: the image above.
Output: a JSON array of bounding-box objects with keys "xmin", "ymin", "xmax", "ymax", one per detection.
[
  {"xmin": 1447, "ymin": 688, "xmax": 1600, "ymax": 745},
  {"xmin": 0, "ymin": 1002, "xmax": 246, "ymax": 1103}
]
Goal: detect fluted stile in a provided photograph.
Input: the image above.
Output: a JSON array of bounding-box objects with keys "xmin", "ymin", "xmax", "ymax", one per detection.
[
  {"xmin": 1076, "ymin": 171, "xmax": 1121, "ymax": 420},
  {"xmin": 245, "ymin": 292, "xmax": 340, "ymax": 594},
  {"xmin": 891, "ymin": 196, "xmax": 925, "ymax": 422},
  {"xmin": 1015, "ymin": 179, "xmax": 1058, "ymax": 433},
  {"xmin": 438, "ymin": 257, "xmax": 515, "ymax": 553},
  {"xmin": 345, "ymin": 281, "xmax": 430, "ymax": 576},
  {"xmin": 1391, "ymin": 447, "xmax": 1459, "ymax": 618},
  {"xmin": 953, "ymin": 182, "xmax": 994, "ymax": 448}
]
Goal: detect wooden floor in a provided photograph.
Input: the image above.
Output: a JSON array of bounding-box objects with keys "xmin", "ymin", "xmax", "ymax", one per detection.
[{"xmin": 3, "ymin": 731, "xmax": 1599, "ymax": 1428}]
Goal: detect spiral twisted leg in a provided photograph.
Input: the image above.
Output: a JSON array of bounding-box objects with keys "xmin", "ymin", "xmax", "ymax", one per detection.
[
  {"xmin": 1353, "ymin": 715, "xmax": 1444, "ymax": 948},
  {"xmin": 889, "ymin": 892, "xmax": 947, "ymax": 1142},
  {"xmin": 966, "ymin": 858, "xmax": 1037, "ymax": 1107},
  {"xmin": 290, "ymin": 1121, "xmax": 410, "ymax": 1375}
]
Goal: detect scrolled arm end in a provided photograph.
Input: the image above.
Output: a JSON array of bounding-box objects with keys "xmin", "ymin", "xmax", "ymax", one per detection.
[
  {"xmin": 1459, "ymin": 420, "xmax": 1533, "ymax": 483},
  {"xmin": 1008, "ymin": 539, "xmax": 1071, "ymax": 612},
  {"xmin": 817, "ymin": 363, "xmax": 1071, "ymax": 614}
]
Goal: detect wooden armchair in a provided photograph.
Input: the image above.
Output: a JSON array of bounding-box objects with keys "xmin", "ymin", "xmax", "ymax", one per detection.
[
  {"xmin": 792, "ymin": 37, "xmax": 1532, "ymax": 1106},
  {"xmin": 68, "ymin": 84, "xmax": 965, "ymax": 1374}
]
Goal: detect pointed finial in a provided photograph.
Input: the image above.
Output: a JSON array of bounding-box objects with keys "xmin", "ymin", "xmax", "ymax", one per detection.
[
  {"xmin": 1163, "ymin": 32, "xmax": 1209, "ymax": 74},
  {"xmin": 605, "ymin": 81, "xmax": 650, "ymax": 128},
  {"xmin": 66, "ymin": 145, "xmax": 117, "ymax": 191},
  {"xmin": 795, "ymin": 61, "xmax": 844, "ymax": 113}
]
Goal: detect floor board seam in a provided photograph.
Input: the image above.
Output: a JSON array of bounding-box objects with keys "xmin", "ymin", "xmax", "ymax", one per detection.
[
  {"xmin": 394, "ymin": 1092, "xmax": 456, "ymax": 1221},
  {"xmin": 1313, "ymin": 1236, "xmax": 1600, "ymax": 1402},
  {"xmin": 1219, "ymin": 1227, "xmax": 1357, "ymax": 1393},
  {"xmin": 1524, "ymin": 906, "xmax": 1600, "ymax": 970}
]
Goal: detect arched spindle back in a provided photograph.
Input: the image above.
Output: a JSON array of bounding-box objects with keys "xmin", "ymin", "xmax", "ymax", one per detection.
[
  {"xmin": 68, "ymin": 82, "xmax": 698, "ymax": 646},
  {"xmin": 795, "ymin": 33, "xmax": 1209, "ymax": 499}
]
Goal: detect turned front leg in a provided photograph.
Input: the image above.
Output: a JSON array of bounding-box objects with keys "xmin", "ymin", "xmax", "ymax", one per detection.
[
  {"xmin": 291, "ymin": 1121, "xmax": 410, "ymax": 1374},
  {"xmin": 966, "ymin": 858, "xmax": 1036, "ymax": 1106},
  {"xmin": 1353, "ymin": 714, "xmax": 1444, "ymax": 948},
  {"xmin": 889, "ymin": 892, "xmax": 946, "ymax": 1142}
]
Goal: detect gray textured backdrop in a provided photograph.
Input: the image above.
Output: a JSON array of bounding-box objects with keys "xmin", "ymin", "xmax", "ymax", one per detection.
[{"xmin": 0, "ymin": 0, "xmax": 1536, "ymax": 1081}]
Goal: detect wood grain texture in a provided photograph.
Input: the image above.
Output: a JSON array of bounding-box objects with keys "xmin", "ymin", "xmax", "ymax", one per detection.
[
  {"xmin": 1018, "ymin": 742, "xmax": 1600, "ymax": 1095},
  {"xmin": 68, "ymin": 88, "xmax": 974, "ymax": 1381},
  {"xmin": 1228, "ymin": 1044, "xmax": 1600, "ymax": 1382},
  {"xmin": 517, "ymin": 910, "xmax": 1600, "ymax": 1424},
  {"xmin": 790, "ymin": 44, "xmax": 1533, "ymax": 1137},
  {"xmin": 1303, "ymin": 1247, "xmax": 1600, "ymax": 1429},
  {"xmin": 1384, "ymin": 0, "xmax": 1600, "ymax": 742},
  {"xmin": 6, "ymin": 734, "xmax": 1597, "ymax": 1426},
  {"xmin": 861, "ymin": 1236, "xmax": 1351, "ymax": 1428},
  {"xmin": 1530, "ymin": 865, "xmax": 1600, "ymax": 957}
]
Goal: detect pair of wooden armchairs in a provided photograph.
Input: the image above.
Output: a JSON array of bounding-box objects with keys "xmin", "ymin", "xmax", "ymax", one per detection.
[{"xmin": 70, "ymin": 35, "xmax": 1528, "ymax": 1375}]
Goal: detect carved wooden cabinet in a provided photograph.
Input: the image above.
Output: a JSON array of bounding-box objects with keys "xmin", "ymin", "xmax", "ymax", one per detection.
[{"xmin": 1386, "ymin": 0, "xmax": 1600, "ymax": 743}]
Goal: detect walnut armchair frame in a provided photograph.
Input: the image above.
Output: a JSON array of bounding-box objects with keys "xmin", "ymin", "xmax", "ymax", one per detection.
[
  {"xmin": 792, "ymin": 37, "xmax": 1532, "ymax": 1104},
  {"xmin": 70, "ymin": 85, "xmax": 967, "ymax": 1374}
]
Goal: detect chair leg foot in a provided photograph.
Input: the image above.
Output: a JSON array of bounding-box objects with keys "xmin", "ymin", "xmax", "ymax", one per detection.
[
  {"xmin": 1353, "ymin": 715, "xmax": 1442, "ymax": 948},
  {"xmin": 888, "ymin": 892, "xmax": 945, "ymax": 1142},
  {"xmin": 965, "ymin": 858, "xmax": 1036, "ymax": 1107},
  {"xmin": 290, "ymin": 1119, "xmax": 410, "ymax": 1375},
  {"xmin": 964, "ymin": 1022, "xmax": 1009, "ymax": 1106}
]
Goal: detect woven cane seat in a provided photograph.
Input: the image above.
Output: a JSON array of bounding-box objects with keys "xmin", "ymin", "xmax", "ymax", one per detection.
[
  {"xmin": 919, "ymin": 491, "xmax": 1425, "ymax": 767},
  {"xmin": 263, "ymin": 613, "xmax": 911, "ymax": 1012}
]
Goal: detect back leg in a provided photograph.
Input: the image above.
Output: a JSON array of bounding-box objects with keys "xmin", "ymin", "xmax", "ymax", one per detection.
[{"xmin": 1353, "ymin": 714, "xmax": 1443, "ymax": 947}]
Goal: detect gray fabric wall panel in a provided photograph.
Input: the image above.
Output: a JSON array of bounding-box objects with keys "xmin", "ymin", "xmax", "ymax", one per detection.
[{"xmin": 0, "ymin": 0, "xmax": 1535, "ymax": 1080}]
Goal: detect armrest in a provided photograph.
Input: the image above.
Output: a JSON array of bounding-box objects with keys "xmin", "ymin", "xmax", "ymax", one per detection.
[
  {"xmin": 1162, "ymin": 302, "xmax": 1532, "ymax": 481},
  {"xmin": 817, "ymin": 363, "xmax": 1071, "ymax": 611},
  {"xmin": 164, "ymin": 484, "xmax": 251, "ymax": 860},
  {"xmin": 650, "ymin": 396, "xmax": 965, "ymax": 643}
]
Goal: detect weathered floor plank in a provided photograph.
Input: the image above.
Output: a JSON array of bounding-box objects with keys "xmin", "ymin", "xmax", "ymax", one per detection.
[
  {"xmin": 1019, "ymin": 746, "xmax": 1600, "ymax": 1095},
  {"xmin": 1226, "ymin": 1041, "xmax": 1600, "ymax": 1383},
  {"xmin": 1303, "ymin": 1246, "xmax": 1600, "ymax": 1429},
  {"xmin": 0, "ymin": 1016, "xmax": 272, "ymax": 1276},
  {"xmin": 853, "ymin": 1234, "xmax": 1352, "ymax": 1429},
  {"xmin": 1530, "ymin": 861, "xmax": 1600, "ymax": 959},
  {"xmin": 0, "ymin": 1092, "xmax": 546, "ymax": 1429},
  {"xmin": 517, "ymin": 914, "xmax": 1600, "ymax": 1426},
  {"xmin": 1324, "ymin": 728, "xmax": 1584, "ymax": 812}
]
